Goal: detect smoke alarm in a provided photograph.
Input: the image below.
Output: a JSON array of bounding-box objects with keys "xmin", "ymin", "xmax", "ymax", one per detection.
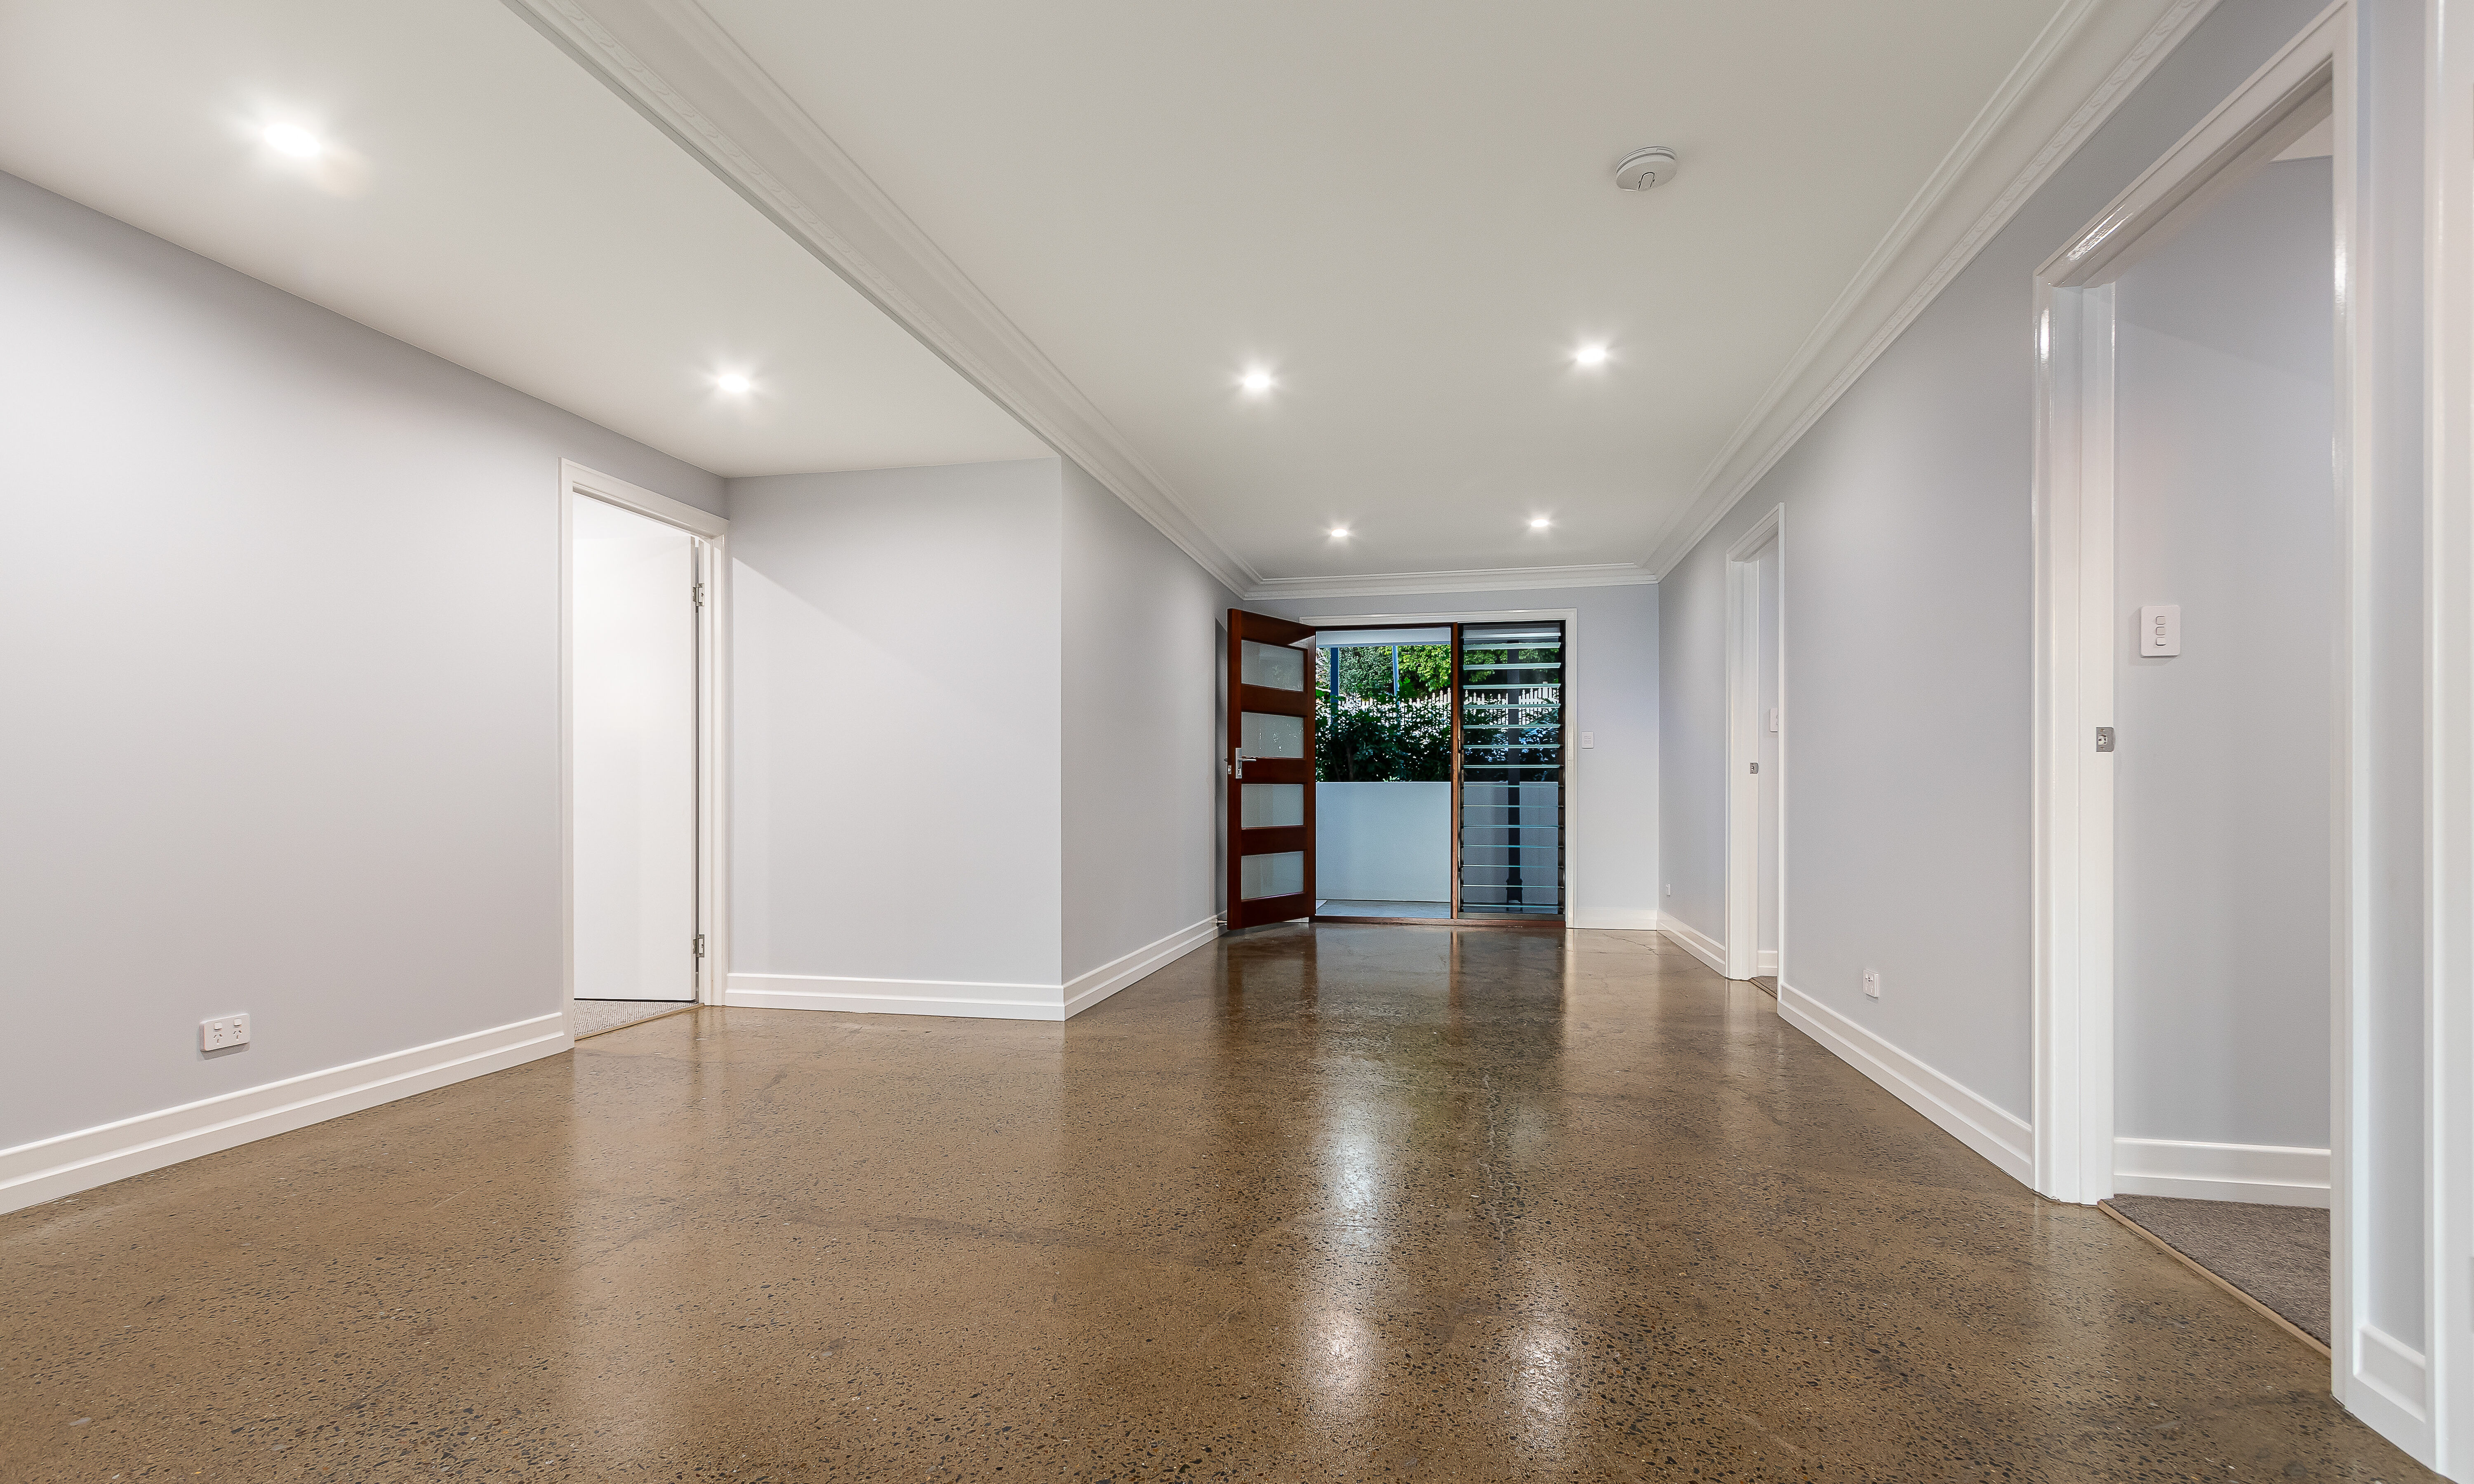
[{"xmin": 1615, "ymin": 146, "xmax": 1679, "ymax": 190}]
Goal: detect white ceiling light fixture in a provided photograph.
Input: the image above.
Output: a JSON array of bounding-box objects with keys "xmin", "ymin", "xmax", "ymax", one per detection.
[
  {"xmin": 1613, "ymin": 146, "xmax": 1679, "ymax": 190},
  {"xmin": 1328, "ymin": 525, "xmax": 1351, "ymax": 539},
  {"xmin": 261, "ymin": 122, "xmax": 324, "ymax": 159},
  {"xmin": 715, "ymin": 372, "xmax": 753, "ymax": 395},
  {"xmin": 1530, "ymin": 516, "xmax": 1552, "ymax": 529},
  {"xmin": 1239, "ymin": 368, "xmax": 1274, "ymax": 395},
  {"xmin": 1573, "ymin": 344, "xmax": 1609, "ymax": 368}
]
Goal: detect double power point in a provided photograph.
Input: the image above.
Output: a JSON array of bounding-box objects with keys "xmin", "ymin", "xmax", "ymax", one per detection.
[
  {"xmin": 200, "ymin": 1014, "xmax": 251, "ymax": 1051},
  {"xmin": 1862, "ymin": 971, "xmax": 1881, "ymax": 1000}
]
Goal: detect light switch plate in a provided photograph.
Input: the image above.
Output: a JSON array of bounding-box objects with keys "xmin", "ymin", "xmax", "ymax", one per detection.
[
  {"xmin": 2138, "ymin": 604, "xmax": 2181, "ymax": 656},
  {"xmin": 1768, "ymin": 708, "xmax": 1781, "ymax": 734},
  {"xmin": 1862, "ymin": 971, "xmax": 1881, "ymax": 1000},
  {"xmin": 201, "ymin": 1014, "xmax": 251, "ymax": 1051},
  {"xmin": 1579, "ymin": 731, "xmax": 1594, "ymax": 749}
]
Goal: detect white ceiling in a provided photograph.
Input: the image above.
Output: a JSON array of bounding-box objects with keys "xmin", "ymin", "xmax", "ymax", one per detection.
[
  {"xmin": 1, "ymin": 0, "xmax": 2168, "ymax": 589},
  {"xmin": 692, "ymin": 0, "xmax": 2069, "ymax": 579},
  {"xmin": 0, "ymin": 0, "xmax": 1047, "ymax": 477}
]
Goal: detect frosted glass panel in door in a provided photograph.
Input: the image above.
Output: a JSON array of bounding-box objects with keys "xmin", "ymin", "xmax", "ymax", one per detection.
[
  {"xmin": 1240, "ymin": 851, "xmax": 1305, "ymax": 901},
  {"xmin": 1241, "ymin": 711, "xmax": 1305, "ymax": 758},
  {"xmin": 572, "ymin": 496, "xmax": 698, "ymax": 1000},
  {"xmin": 1241, "ymin": 640, "xmax": 1307, "ymax": 690},
  {"xmin": 1241, "ymin": 783, "xmax": 1305, "ymax": 828}
]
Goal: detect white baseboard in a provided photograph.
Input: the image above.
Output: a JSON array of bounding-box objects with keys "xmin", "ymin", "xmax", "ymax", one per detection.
[
  {"xmin": 2111, "ymin": 1137, "xmax": 2330, "ymax": 1207},
  {"xmin": 725, "ymin": 974, "xmax": 1065, "ymax": 1019},
  {"xmin": 1755, "ymin": 949, "xmax": 1779, "ymax": 973},
  {"xmin": 1658, "ymin": 916, "xmax": 1730, "ymax": 977},
  {"xmin": 0, "ymin": 1013, "xmax": 570, "ymax": 1216},
  {"xmin": 1573, "ymin": 909, "xmax": 1664, "ymax": 929},
  {"xmin": 2346, "ymin": 1322, "xmax": 2431, "ymax": 1459},
  {"xmin": 727, "ymin": 917, "xmax": 1221, "ymax": 1022},
  {"xmin": 1777, "ymin": 981, "xmax": 2033, "ymax": 1185},
  {"xmin": 1063, "ymin": 917, "xmax": 1221, "ymax": 1016}
]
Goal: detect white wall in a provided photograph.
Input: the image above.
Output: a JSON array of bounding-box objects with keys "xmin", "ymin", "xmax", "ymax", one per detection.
[
  {"xmin": 0, "ymin": 170, "xmax": 722, "ymax": 1206},
  {"xmin": 727, "ymin": 454, "xmax": 1229, "ymax": 1016},
  {"xmin": 1316, "ymin": 783, "xmax": 1452, "ymax": 901},
  {"xmin": 1059, "ymin": 457, "xmax": 1238, "ymax": 988},
  {"xmin": 1252, "ymin": 582, "xmax": 1658, "ymax": 928},
  {"xmin": 727, "ymin": 461, "xmax": 1066, "ymax": 1005},
  {"xmin": 2112, "ymin": 153, "xmax": 2333, "ymax": 1157}
]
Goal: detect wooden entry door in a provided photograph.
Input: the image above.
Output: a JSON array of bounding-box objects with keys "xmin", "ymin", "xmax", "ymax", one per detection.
[{"xmin": 1226, "ymin": 609, "xmax": 1317, "ymax": 928}]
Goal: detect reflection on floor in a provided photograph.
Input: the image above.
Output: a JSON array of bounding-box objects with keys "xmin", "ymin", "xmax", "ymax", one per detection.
[
  {"xmin": 2103, "ymin": 1194, "xmax": 2332, "ymax": 1348},
  {"xmin": 1315, "ymin": 898, "xmax": 1452, "ymax": 917},
  {"xmin": 571, "ymin": 999, "xmax": 694, "ymax": 1039},
  {"xmin": 0, "ymin": 928, "xmax": 2428, "ymax": 1479}
]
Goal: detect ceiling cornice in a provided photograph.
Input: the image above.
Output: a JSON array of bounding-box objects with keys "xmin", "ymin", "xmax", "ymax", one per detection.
[
  {"xmin": 1243, "ymin": 563, "xmax": 1656, "ymax": 604},
  {"xmin": 1638, "ymin": 0, "xmax": 2221, "ymax": 579},
  {"xmin": 498, "ymin": 0, "xmax": 1260, "ymax": 595}
]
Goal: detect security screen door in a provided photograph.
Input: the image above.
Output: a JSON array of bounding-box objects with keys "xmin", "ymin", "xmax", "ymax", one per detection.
[{"xmin": 1226, "ymin": 609, "xmax": 1317, "ymax": 928}]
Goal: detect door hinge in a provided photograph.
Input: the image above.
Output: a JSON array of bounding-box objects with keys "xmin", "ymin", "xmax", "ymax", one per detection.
[
  {"xmin": 692, "ymin": 934, "xmax": 706, "ymax": 960},
  {"xmin": 2095, "ymin": 727, "xmax": 2115, "ymax": 753},
  {"xmin": 692, "ymin": 581, "xmax": 706, "ymax": 610}
]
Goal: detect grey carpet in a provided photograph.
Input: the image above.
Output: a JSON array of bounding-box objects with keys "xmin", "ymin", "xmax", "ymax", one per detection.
[
  {"xmin": 573, "ymin": 1000, "xmax": 694, "ymax": 1038},
  {"xmin": 2107, "ymin": 1194, "xmax": 2330, "ymax": 1345}
]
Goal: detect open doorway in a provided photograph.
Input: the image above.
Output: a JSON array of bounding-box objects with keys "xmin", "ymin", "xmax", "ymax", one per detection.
[
  {"xmin": 1304, "ymin": 618, "xmax": 1568, "ymax": 929},
  {"xmin": 2029, "ymin": 10, "xmax": 2359, "ymax": 1391},
  {"xmin": 1223, "ymin": 607, "xmax": 1572, "ymax": 932},
  {"xmin": 2102, "ymin": 85, "xmax": 2335, "ymax": 1346},
  {"xmin": 564, "ymin": 462, "xmax": 726, "ymax": 1040},
  {"xmin": 1313, "ymin": 626, "xmax": 1452, "ymax": 918}
]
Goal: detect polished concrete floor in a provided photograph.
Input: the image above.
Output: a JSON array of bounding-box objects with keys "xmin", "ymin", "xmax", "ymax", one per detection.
[
  {"xmin": 571, "ymin": 997, "xmax": 697, "ymax": 1039},
  {"xmin": 1, "ymin": 927, "xmax": 2431, "ymax": 1482}
]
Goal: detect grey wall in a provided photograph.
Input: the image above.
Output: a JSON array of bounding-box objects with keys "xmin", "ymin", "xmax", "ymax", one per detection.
[
  {"xmin": 0, "ymin": 170, "xmax": 720, "ymax": 1152},
  {"xmin": 2112, "ymin": 155, "xmax": 2333, "ymax": 1152},
  {"xmin": 728, "ymin": 460, "xmax": 1066, "ymax": 989},
  {"xmin": 1252, "ymin": 582, "xmax": 1659, "ymax": 928},
  {"xmin": 1059, "ymin": 458, "xmax": 1239, "ymax": 982},
  {"xmin": 1657, "ymin": 0, "xmax": 2429, "ymax": 1349}
]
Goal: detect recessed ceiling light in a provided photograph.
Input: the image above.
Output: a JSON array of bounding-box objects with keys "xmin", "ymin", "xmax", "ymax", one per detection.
[
  {"xmin": 1573, "ymin": 344, "xmax": 1610, "ymax": 367},
  {"xmin": 1530, "ymin": 517, "xmax": 1552, "ymax": 529},
  {"xmin": 262, "ymin": 123, "xmax": 323, "ymax": 160},
  {"xmin": 716, "ymin": 373, "xmax": 752, "ymax": 395},
  {"xmin": 1329, "ymin": 525, "xmax": 1351, "ymax": 539},
  {"xmin": 1240, "ymin": 369, "xmax": 1275, "ymax": 394}
]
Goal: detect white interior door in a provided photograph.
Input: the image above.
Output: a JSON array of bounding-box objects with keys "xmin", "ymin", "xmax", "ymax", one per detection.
[{"xmin": 572, "ymin": 496, "xmax": 698, "ymax": 1000}]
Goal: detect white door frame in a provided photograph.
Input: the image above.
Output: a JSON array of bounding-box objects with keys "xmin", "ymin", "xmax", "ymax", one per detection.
[
  {"xmin": 2027, "ymin": 0, "xmax": 2402, "ymax": 1443},
  {"xmin": 1299, "ymin": 607, "xmax": 1582, "ymax": 924},
  {"xmin": 2427, "ymin": 0, "xmax": 2474, "ymax": 1464},
  {"xmin": 1723, "ymin": 508, "xmax": 1785, "ymax": 982},
  {"xmin": 560, "ymin": 460, "xmax": 731, "ymax": 1029}
]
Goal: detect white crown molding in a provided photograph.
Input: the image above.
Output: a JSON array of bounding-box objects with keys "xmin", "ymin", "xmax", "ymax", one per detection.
[
  {"xmin": 499, "ymin": 0, "xmax": 1259, "ymax": 596},
  {"xmin": 1243, "ymin": 562, "xmax": 1655, "ymax": 603},
  {"xmin": 1640, "ymin": 0, "xmax": 2220, "ymax": 578}
]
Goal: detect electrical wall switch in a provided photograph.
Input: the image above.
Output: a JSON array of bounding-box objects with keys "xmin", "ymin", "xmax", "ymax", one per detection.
[
  {"xmin": 1862, "ymin": 971, "xmax": 1881, "ymax": 1000},
  {"xmin": 2138, "ymin": 604, "xmax": 2181, "ymax": 656},
  {"xmin": 1768, "ymin": 708, "xmax": 1781, "ymax": 734},
  {"xmin": 1579, "ymin": 731, "xmax": 1594, "ymax": 749},
  {"xmin": 200, "ymin": 1014, "xmax": 251, "ymax": 1051},
  {"xmin": 1664, "ymin": 883, "xmax": 1673, "ymax": 897}
]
